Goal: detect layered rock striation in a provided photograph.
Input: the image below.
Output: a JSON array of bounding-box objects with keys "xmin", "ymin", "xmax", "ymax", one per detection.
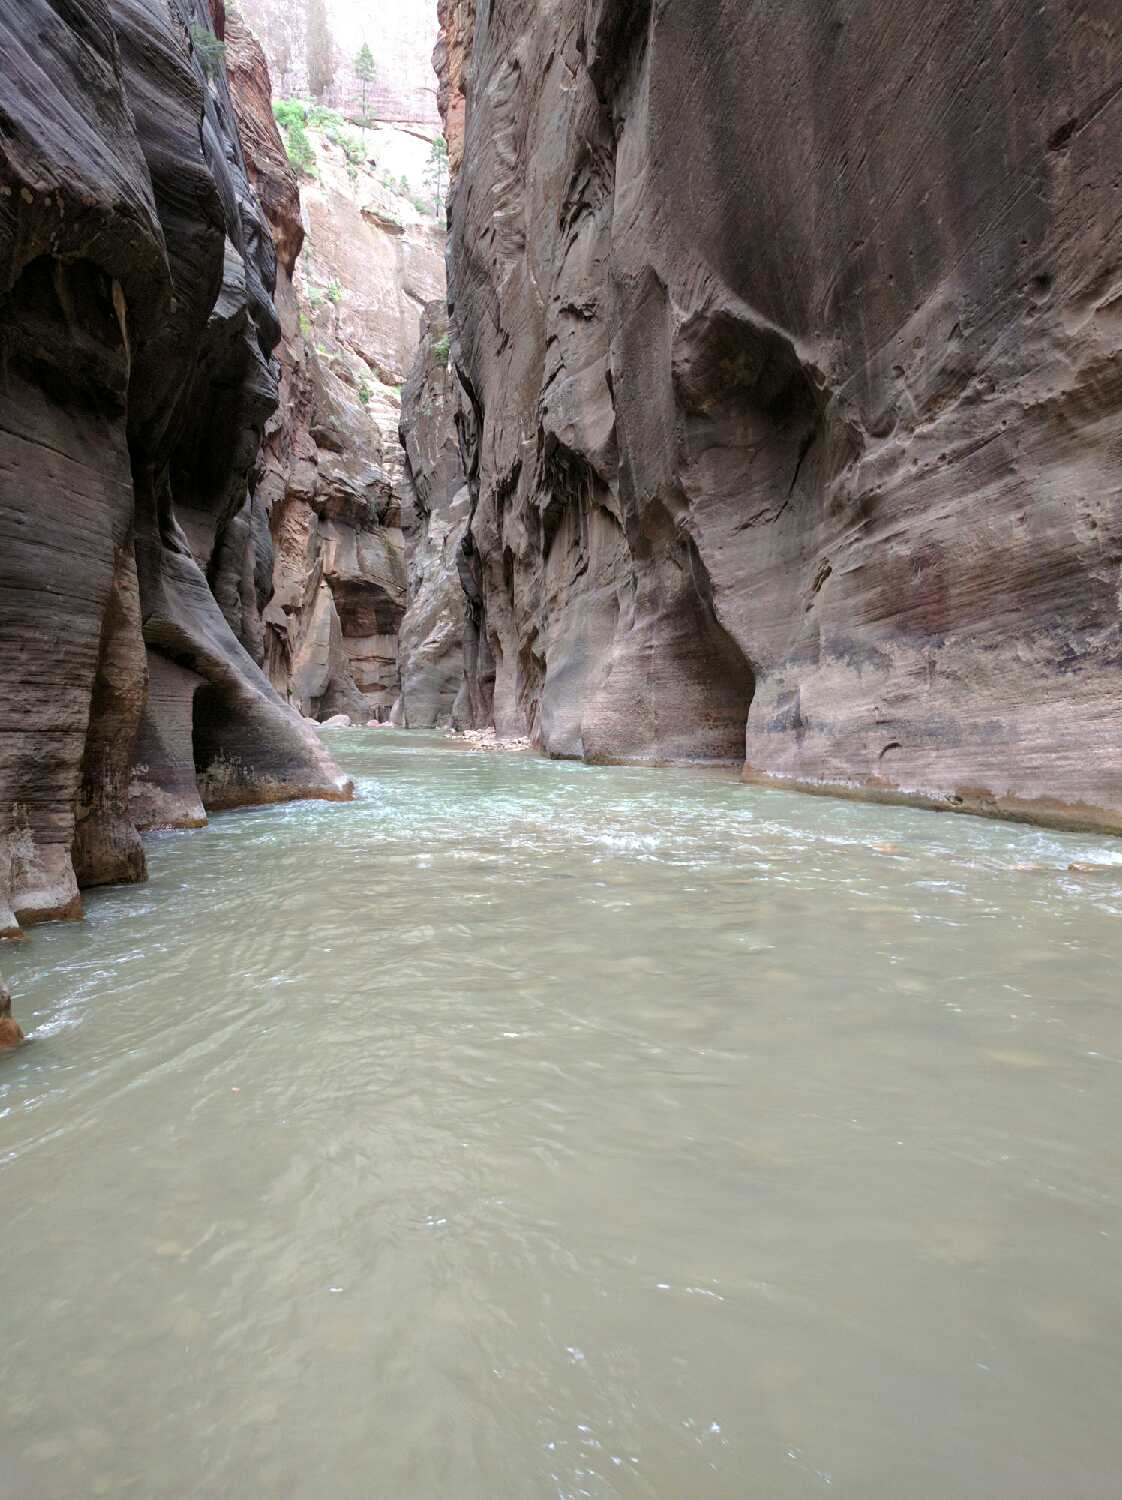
[
  {"xmin": 0, "ymin": 0, "xmax": 352, "ymax": 974},
  {"xmin": 440, "ymin": 0, "xmax": 1122, "ymax": 832}
]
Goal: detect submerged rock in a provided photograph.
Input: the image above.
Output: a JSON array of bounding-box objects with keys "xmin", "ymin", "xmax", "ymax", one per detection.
[{"xmin": 0, "ymin": 978, "xmax": 24, "ymax": 1051}]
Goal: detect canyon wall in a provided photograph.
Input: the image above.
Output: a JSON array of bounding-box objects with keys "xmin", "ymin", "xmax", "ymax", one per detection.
[
  {"xmin": 227, "ymin": 17, "xmax": 446, "ymax": 722},
  {"xmin": 0, "ymin": 0, "xmax": 353, "ymax": 975},
  {"xmin": 392, "ymin": 303, "xmax": 471, "ymax": 728},
  {"xmin": 236, "ymin": 0, "xmax": 440, "ymax": 126},
  {"xmin": 441, "ymin": 0, "xmax": 1122, "ymax": 833}
]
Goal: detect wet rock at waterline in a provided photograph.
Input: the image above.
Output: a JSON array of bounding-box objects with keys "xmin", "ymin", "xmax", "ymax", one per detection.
[
  {"xmin": 0, "ymin": 0, "xmax": 351, "ymax": 935},
  {"xmin": 440, "ymin": 0, "xmax": 1122, "ymax": 831},
  {"xmin": 0, "ymin": 978, "xmax": 24, "ymax": 1051}
]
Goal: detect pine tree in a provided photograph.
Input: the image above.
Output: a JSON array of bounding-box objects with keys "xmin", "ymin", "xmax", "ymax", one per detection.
[
  {"xmin": 425, "ymin": 134, "xmax": 449, "ymax": 218},
  {"xmin": 355, "ymin": 43, "xmax": 376, "ymax": 132},
  {"xmin": 189, "ymin": 23, "xmax": 226, "ymax": 83}
]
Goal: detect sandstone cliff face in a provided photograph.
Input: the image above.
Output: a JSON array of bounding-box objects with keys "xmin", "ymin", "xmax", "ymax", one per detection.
[
  {"xmin": 224, "ymin": 51, "xmax": 446, "ymax": 723},
  {"xmin": 434, "ymin": 0, "xmax": 474, "ymax": 176},
  {"xmin": 261, "ymin": 334, "xmax": 407, "ymax": 724},
  {"xmin": 237, "ymin": 0, "xmax": 440, "ymax": 126},
  {"xmin": 392, "ymin": 303, "xmax": 471, "ymax": 728},
  {"xmin": 443, "ymin": 0, "xmax": 1122, "ymax": 832},
  {"xmin": 0, "ymin": 0, "xmax": 351, "ymax": 965},
  {"xmin": 224, "ymin": 7, "xmax": 306, "ymax": 278}
]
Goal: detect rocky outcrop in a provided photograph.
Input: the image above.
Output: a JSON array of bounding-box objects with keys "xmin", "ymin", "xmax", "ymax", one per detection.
[
  {"xmin": 443, "ymin": 0, "xmax": 1122, "ymax": 833},
  {"xmin": 299, "ymin": 135, "xmax": 446, "ymax": 391},
  {"xmin": 392, "ymin": 303, "xmax": 470, "ymax": 728},
  {"xmin": 0, "ymin": 0, "xmax": 351, "ymax": 999}
]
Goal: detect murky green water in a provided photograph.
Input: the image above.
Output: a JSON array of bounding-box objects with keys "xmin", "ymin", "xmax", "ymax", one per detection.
[{"xmin": 3, "ymin": 732, "xmax": 1122, "ymax": 1499}]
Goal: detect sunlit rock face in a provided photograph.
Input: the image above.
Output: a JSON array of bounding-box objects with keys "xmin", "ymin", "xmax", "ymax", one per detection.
[
  {"xmin": 443, "ymin": 0, "xmax": 1122, "ymax": 831},
  {"xmin": 236, "ymin": 0, "xmax": 440, "ymax": 126},
  {"xmin": 0, "ymin": 0, "xmax": 351, "ymax": 944}
]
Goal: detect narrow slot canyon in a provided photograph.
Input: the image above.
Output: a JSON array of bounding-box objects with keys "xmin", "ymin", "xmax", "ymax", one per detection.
[{"xmin": 2, "ymin": 2, "xmax": 1122, "ymax": 1496}]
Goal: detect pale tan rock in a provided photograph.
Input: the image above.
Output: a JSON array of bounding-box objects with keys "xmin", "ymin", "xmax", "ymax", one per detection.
[
  {"xmin": 235, "ymin": 0, "xmax": 441, "ymax": 128},
  {"xmin": 247, "ymin": 109, "xmax": 439, "ymax": 727}
]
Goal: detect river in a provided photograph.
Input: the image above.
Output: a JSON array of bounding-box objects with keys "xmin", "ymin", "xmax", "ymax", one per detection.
[{"xmin": 3, "ymin": 731, "xmax": 1121, "ymax": 1498}]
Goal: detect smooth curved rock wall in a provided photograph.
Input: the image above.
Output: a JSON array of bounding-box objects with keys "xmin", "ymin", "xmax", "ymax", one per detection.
[
  {"xmin": 0, "ymin": 0, "xmax": 351, "ymax": 980},
  {"xmin": 444, "ymin": 0, "xmax": 1122, "ymax": 829}
]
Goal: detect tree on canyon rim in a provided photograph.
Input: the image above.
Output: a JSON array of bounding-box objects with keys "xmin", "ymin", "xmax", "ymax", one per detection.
[
  {"xmin": 426, "ymin": 134, "xmax": 449, "ymax": 216},
  {"xmin": 306, "ymin": 0, "xmax": 334, "ymax": 100},
  {"xmin": 355, "ymin": 42, "xmax": 376, "ymax": 132}
]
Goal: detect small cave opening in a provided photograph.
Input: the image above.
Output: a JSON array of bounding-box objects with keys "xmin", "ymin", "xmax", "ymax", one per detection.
[
  {"xmin": 190, "ymin": 675, "xmax": 302, "ymax": 809},
  {"xmin": 192, "ymin": 679, "xmax": 245, "ymax": 787},
  {"xmin": 583, "ymin": 517, "xmax": 756, "ymax": 767},
  {"xmin": 679, "ymin": 535, "xmax": 757, "ymax": 764}
]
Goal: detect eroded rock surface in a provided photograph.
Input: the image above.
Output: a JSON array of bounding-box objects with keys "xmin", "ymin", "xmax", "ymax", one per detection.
[
  {"xmin": 0, "ymin": 0, "xmax": 351, "ymax": 982},
  {"xmin": 392, "ymin": 303, "xmax": 471, "ymax": 728},
  {"xmin": 442, "ymin": 0, "xmax": 1122, "ymax": 831},
  {"xmin": 226, "ymin": 67, "xmax": 440, "ymax": 722},
  {"xmin": 257, "ymin": 309, "xmax": 409, "ymax": 722},
  {"xmin": 434, "ymin": 0, "xmax": 474, "ymax": 177}
]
